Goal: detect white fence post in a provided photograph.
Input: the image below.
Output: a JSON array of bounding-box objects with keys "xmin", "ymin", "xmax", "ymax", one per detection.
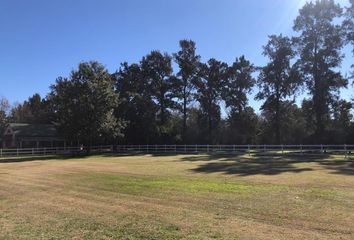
[{"xmin": 344, "ymin": 144, "xmax": 347, "ymax": 158}]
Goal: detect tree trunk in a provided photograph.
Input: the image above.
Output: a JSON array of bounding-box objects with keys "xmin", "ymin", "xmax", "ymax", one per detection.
[
  {"xmin": 182, "ymin": 85, "xmax": 187, "ymax": 143},
  {"xmin": 313, "ymin": 35, "xmax": 325, "ymax": 143},
  {"xmin": 275, "ymin": 99, "xmax": 281, "ymax": 144}
]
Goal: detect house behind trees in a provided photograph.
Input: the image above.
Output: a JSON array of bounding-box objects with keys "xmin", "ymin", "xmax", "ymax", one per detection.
[{"xmin": 2, "ymin": 123, "xmax": 66, "ymax": 149}]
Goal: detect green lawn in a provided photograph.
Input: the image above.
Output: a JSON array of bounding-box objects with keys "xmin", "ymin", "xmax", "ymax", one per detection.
[{"xmin": 1, "ymin": 154, "xmax": 354, "ymax": 239}]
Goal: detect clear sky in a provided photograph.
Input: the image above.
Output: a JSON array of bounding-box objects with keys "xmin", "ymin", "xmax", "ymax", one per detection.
[{"xmin": 0, "ymin": 0, "xmax": 352, "ymax": 111}]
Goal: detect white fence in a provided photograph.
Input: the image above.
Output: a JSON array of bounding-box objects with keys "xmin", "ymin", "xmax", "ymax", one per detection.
[
  {"xmin": 0, "ymin": 145, "xmax": 113, "ymax": 159},
  {"xmin": 0, "ymin": 144, "xmax": 353, "ymax": 159},
  {"xmin": 116, "ymin": 144, "xmax": 354, "ymax": 157}
]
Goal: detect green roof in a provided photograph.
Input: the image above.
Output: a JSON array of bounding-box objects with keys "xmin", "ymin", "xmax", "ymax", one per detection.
[{"xmin": 8, "ymin": 123, "xmax": 59, "ymax": 138}]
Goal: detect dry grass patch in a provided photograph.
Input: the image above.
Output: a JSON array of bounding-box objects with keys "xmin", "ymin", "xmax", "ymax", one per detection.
[{"xmin": 0, "ymin": 154, "xmax": 354, "ymax": 239}]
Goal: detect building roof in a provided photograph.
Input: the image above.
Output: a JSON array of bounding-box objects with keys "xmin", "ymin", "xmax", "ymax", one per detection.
[{"xmin": 7, "ymin": 123, "xmax": 59, "ymax": 138}]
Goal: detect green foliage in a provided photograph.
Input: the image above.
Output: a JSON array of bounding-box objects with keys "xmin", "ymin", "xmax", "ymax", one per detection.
[
  {"xmin": 141, "ymin": 51, "xmax": 176, "ymax": 126},
  {"xmin": 293, "ymin": 0, "xmax": 347, "ymax": 141},
  {"xmin": 49, "ymin": 61, "xmax": 123, "ymax": 147},
  {"xmin": 9, "ymin": 94, "xmax": 52, "ymax": 124},
  {"xmin": 344, "ymin": 0, "xmax": 354, "ymax": 54},
  {"xmin": 223, "ymin": 55, "xmax": 255, "ymax": 114},
  {"xmin": 115, "ymin": 62, "xmax": 158, "ymax": 144},
  {"xmin": 259, "ymin": 102, "xmax": 308, "ymax": 144},
  {"xmin": 225, "ymin": 107, "xmax": 259, "ymax": 144},
  {"xmin": 173, "ymin": 40, "xmax": 201, "ymax": 142},
  {"xmin": 329, "ymin": 100, "xmax": 353, "ymax": 143},
  {"xmin": 256, "ymin": 35, "xmax": 301, "ymax": 143},
  {"xmin": 0, "ymin": 97, "xmax": 10, "ymax": 135},
  {"xmin": 194, "ymin": 59, "xmax": 228, "ymax": 143}
]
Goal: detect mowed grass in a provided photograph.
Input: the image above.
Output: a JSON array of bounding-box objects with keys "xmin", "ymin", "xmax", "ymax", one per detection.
[{"xmin": 1, "ymin": 154, "xmax": 354, "ymax": 239}]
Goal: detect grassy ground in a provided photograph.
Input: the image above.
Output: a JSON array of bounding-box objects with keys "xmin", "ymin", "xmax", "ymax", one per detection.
[{"xmin": 1, "ymin": 154, "xmax": 354, "ymax": 239}]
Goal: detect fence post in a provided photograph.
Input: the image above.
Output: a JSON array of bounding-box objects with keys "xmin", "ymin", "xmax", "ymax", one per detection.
[
  {"xmin": 300, "ymin": 144, "xmax": 303, "ymax": 155},
  {"xmin": 248, "ymin": 145, "xmax": 251, "ymax": 156},
  {"xmin": 207, "ymin": 144, "xmax": 209, "ymax": 153},
  {"xmin": 321, "ymin": 144, "xmax": 323, "ymax": 154},
  {"xmin": 195, "ymin": 144, "xmax": 197, "ymax": 153},
  {"xmin": 344, "ymin": 144, "xmax": 347, "ymax": 158},
  {"xmin": 233, "ymin": 145, "xmax": 235, "ymax": 153},
  {"xmin": 175, "ymin": 144, "xmax": 177, "ymax": 154},
  {"xmin": 184, "ymin": 144, "xmax": 186, "ymax": 153},
  {"xmin": 281, "ymin": 144, "xmax": 284, "ymax": 155},
  {"xmin": 17, "ymin": 148, "xmax": 19, "ymax": 156},
  {"xmin": 0, "ymin": 148, "xmax": 2, "ymax": 158}
]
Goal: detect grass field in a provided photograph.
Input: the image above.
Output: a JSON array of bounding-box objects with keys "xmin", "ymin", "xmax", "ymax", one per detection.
[{"xmin": 1, "ymin": 154, "xmax": 354, "ymax": 239}]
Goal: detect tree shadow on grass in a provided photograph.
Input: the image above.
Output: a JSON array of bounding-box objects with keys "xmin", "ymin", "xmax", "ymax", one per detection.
[
  {"xmin": 319, "ymin": 158, "xmax": 354, "ymax": 175},
  {"xmin": 179, "ymin": 153, "xmax": 250, "ymax": 162},
  {"xmin": 180, "ymin": 154, "xmax": 336, "ymax": 176},
  {"xmin": 0, "ymin": 154, "xmax": 92, "ymax": 163},
  {"xmin": 0, "ymin": 151, "xmax": 190, "ymax": 163},
  {"xmin": 101, "ymin": 152, "xmax": 234, "ymax": 158}
]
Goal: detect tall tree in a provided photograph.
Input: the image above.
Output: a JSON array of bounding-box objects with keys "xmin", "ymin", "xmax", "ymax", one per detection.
[
  {"xmin": 256, "ymin": 35, "xmax": 301, "ymax": 143},
  {"xmin": 223, "ymin": 55, "xmax": 255, "ymax": 114},
  {"xmin": 141, "ymin": 51, "xmax": 176, "ymax": 130},
  {"xmin": 194, "ymin": 59, "xmax": 227, "ymax": 143},
  {"xmin": 173, "ymin": 40, "xmax": 200, "ymax": 142},
  {"xmin": 114, "ymin": 62, "xmax": 157, "ymax": 144},
  {"xmin": 293, "ymin": 0, "xmax": 347, "ymax": 142},
  {"xmin": 49, "ymin": 61, "xmax": 124, "ymax": 151},
  {"xmin": 222, "ymin": 56, "xmax": 256, "ymax": 144}
]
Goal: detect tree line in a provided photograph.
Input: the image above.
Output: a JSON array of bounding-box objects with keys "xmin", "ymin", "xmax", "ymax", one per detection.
[{"xmin": 1, "ymin": 0, "xmax": 353, "ymax": 147}]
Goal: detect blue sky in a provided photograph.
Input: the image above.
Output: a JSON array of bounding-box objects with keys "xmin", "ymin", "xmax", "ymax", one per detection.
[{"xmin": 0, "ymin": 0, "xmax": 352, "ymax": 112}]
